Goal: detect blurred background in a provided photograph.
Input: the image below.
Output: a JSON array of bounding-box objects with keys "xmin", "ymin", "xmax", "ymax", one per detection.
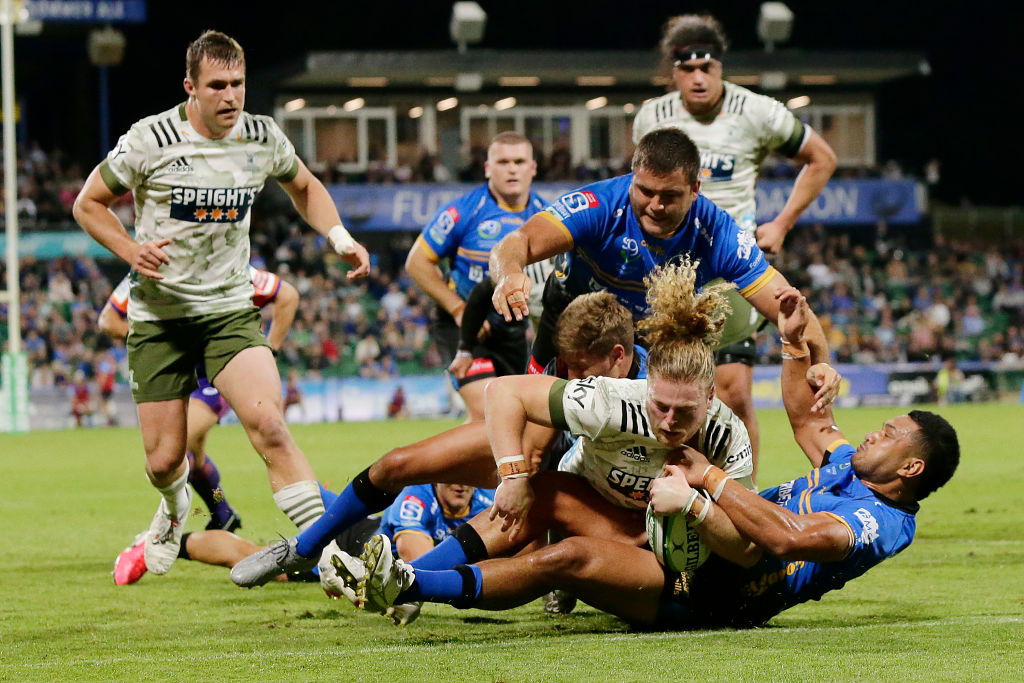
[{"xmin": 2, "ymin": 0, "xmax": 1021, "ymax": 428}]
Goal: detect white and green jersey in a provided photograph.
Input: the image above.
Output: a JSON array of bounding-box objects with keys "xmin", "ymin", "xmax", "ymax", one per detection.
[
  {"xmin": 100, "ymin": 103, "xmax": 299, "ymax": 321},
  {"xmin": 550, "ymin": 376, "xmax": 753, "ymax": 510},
  {"xmin": 632, "ymin": 81, "xmax": 808, "ymax": 232}
]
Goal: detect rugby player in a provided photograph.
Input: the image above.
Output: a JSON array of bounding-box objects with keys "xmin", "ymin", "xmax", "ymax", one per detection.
[
  {"xmin": 230, "ymin": 292, "xmax": 646, "ymax": 590},
  {"xmin": 73, "ymin": 30, "xmax": 369, "ymax": 576},
  {"xmin": 358, "ymin": 288, "xmax": 958, "ymax": 629},
  {"xmin": 632, "ymin": 14, "xmax": 838, "ymax": 478},
  {"xmin": 488, "ymin": 128, "xmax": 837, "ymax": 415},
  {"xmin": 405, "ymin": 132, "xmax": 553, "ymax": 422}
]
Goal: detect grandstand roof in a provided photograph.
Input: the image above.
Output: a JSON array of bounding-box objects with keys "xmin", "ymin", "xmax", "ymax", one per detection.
[{"xmin": 270, "ymin": 48, "xmax": 927, "ymax": 92}]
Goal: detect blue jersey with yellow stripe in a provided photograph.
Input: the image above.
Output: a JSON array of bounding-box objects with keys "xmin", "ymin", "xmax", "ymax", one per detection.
[
  {"xmin": 417, "ymin": 184, "xmax": 546, "ymax": 300},
  {"xmin": 378, "ymin": 484, "xmax": 495, "ymax": 545},
  {"xmin": 541, "ymin": 174, "xmax": 774, "ymax": 318},
  {"xmin": 719, "ymin": 442, "xmax": 917, "ymax": 625}
]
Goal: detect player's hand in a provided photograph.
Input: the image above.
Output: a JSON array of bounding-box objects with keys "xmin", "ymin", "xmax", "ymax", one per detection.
[
  {"xmin": 448, "ymin": 352, "xmax": 473, "ymax": 380},
  {"xmin": 492, "ymin": 272, "xmax": 532, "ymax": 322},
  {"xmin": 130, "ymin": 238, "xmax": 171, "ymax": 279},
  {"xmin": 667, "ymin": 445, "xmax": 711, "ymax": 486},
  {"xmin": 756, "ymin": 220, "xmax": 790, "ymax": 254},
  {"xmin": 649, "ymin": 465, "xmax": 693, "ymax": 515},
  {"xmin": 489, "ymin": 477, "xmax": 534, "ymax": 543},
  {"xmin": 340, "ymin": 241, "xmax": 371, "ymax": 280},
  {"xmin": 775, "ymin": 286, "xmax": 810, "ymax": 343},
  {"xmin": 808, "ymin": 362, "xmax": 842, "ymax": 413}
]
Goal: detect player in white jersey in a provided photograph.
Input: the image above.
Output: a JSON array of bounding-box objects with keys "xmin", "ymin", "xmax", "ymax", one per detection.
[
  {"xmin": 352, "ymin": 260, "xmax": 835, "ymax": 619},
  {"xmin": 632, "ymin": 14, "xmax": 837, "ymax": 479},
  {"xmin": 73, "ymin": 31, "xmax": 370, "ymax": 577}
]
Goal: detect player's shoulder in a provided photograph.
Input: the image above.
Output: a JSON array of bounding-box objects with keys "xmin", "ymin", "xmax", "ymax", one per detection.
[
  {"xmin": 397, "ymin": 483, "xmax": 436, "ymax": 504},
  {"xmin": 236, "ymin": 110, "xmax": 285, "ymax": 144},
  {"xmin": 636, "ymin": 90, "xmax": 679, "ymax": 122},
  {"xmin": 724, "ymin": 81, "xmax": 787, "ymax": 120},
  {"xmin": 126, "ymin": 104, "xmax": 187, "ymax": 147}
]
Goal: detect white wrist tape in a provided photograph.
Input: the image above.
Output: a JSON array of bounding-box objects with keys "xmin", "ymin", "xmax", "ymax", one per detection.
[{"xmin": 328, "ymin": 224, "xmax": 356, "ymax": 255}]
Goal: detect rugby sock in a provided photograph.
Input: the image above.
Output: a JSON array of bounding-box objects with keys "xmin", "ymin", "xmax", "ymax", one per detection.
[
  {"xmin": 410, "ymin": 524, "xmax": 488, "ymax": 570},
  {"xmin": 273, "ymin": 480, "xmax": 325, "ymax": 532},
  {"xmin": 156, "ymin": 463, "xmax": 191, "ymax": 522},
  {"xmin": 318, "ymin": 483, "xmax": 339, "ymax": 508},
  {"xmin": 398, "ymin": 564, "xmax": 482, "ymax": 608},
  {"xmin": 295, "ymin": 467, "xmax": 396, "ymax": 558},
  {"xmin": 186, "ymin": 452, "xmax": 236, "ymax": 527}
]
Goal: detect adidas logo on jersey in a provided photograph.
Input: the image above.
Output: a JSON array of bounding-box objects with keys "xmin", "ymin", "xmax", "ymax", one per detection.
[{"xmin": 166, "ymin": 156, "xmax": 193, "ymax": 174}]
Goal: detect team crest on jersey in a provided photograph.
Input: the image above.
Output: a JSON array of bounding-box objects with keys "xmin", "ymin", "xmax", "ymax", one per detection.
[
  {"xmin": 429, "ymin": 206, "xmax": 460, "ymax": 242},
  {"xmin": 477, "ymin": 220, "xmax": 502, "ymax": 239},
  {"xmin": 699, "ymin": 152, "xmax": 736, "ymax": 181},
  {"xmin": 170, "ymin": 186, "xmax": 259, "ymax": 223},
  {"xmin": 607, "ymin": 468, "xmax": 654, "ymax": 501}
]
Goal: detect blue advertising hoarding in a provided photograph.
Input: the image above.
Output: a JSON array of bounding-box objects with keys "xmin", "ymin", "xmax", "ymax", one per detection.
[{"xmin": 327, "ymin": 178, "xmax": 923, "ymax": 232}]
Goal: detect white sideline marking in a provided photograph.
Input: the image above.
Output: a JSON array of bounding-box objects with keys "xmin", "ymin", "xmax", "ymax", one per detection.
[{"xmin": 6, "ymin": 615, "xmax": 1023, "ymax": 667}]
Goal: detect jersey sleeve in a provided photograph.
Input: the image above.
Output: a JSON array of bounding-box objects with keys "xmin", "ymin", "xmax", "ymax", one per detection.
[
  {"xmin": 99, "ymin": 124, "xmax": 150, "ymax": 194},
  {"xmin": 548, "ymin": 376, "xmax": 618, "ymax": 440},
  {"xmin": 632, "ymin": 101, "xmax": 658, "ymax": 144},
  {"xmin": 418, "ymin": 199, "xmax": 466, "ymax": 262},
  {"xmin": 540, "ymin": 187, "xmax": 612, "ymax": 249},
  {"xmin": 107, "ymin": 276, "xmax": 131, "ymax": 318},
  {"xmin": 266, "ymin": 117, "xmax": 300, "ymax": 182},
  {"xmin": 755, "ymin": 95, "xmax": 809, "ymax": 158},
  {"xmin": 380, "ymin": 487, "xmax": 436, "ymax": 540},
  {"xmin": 701, "ymin": 202, "xmax": 774, "ymax": 295}
]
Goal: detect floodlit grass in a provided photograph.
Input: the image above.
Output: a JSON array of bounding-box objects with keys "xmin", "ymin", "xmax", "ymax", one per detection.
[{"xmin": 2, "ymin": 404, "xmax": 1022, "ymax": 680}]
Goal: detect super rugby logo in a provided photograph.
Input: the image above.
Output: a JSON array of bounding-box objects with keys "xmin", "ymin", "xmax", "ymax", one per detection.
[
  {"xmin": 428, "ymin": 206, "xmax": 460, "ymax": 243},
  {"xmin": 170, "ymin": 186, "xmax": 259, "ymax": 223},
  {"xmin": 619, "ymin": 236, "xmax": 641, "ymax": 263},
  {"xmin": 699, "ymin": 152, "xmax": 736, "ymax": 182},
  {"xmin": 607, "ymin": 468, "xmax": 654, "ymax": 501},
  {"xmin": 559, "ymin": 190, "xmax": 600, "ymax": 214},
  {"xmin": 399, "ymin": 495, "xmax": 427, "ymax": 524},
  {"xmin": 477, "ymin": 219, "xmax": 502, "ymax": 239}
]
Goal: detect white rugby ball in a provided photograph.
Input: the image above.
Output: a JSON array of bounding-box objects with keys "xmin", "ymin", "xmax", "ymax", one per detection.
[{"xmin": 645, "ymin": 503, "xmax": 710, "ymax": 573}]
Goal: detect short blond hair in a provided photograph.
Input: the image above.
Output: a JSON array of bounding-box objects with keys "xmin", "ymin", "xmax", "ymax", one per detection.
[
  {"xmin": 637, "ymin": 258, "xmax": 732, "ymax": 391},
  {"xmin": 555, "ymin": 291, "xmax": 634, "ymax": 358}
]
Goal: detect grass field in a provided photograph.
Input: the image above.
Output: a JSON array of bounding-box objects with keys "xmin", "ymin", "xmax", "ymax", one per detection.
[{"xmin": 2, "ymin": 403, "xmax": 1023, "ymax": 681}]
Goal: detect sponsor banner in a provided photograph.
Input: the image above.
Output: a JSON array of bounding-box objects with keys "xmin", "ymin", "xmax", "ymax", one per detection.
[
  {"xmin": 0, "ymin": 231, "xmax": 121, "ymax": 259},
  {"xmin": 326, "ymin": 179, "xmax": 922, "ymax": 231},
  {"xmin": 25, "ymin": 0, "xmax": 147, "ymax": 22}
]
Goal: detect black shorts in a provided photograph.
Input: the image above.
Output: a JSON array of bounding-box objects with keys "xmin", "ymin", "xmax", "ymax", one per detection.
[
  {"xmin": 433, "ymin": 307, "xmax": 529, "ymax": 389},
  {"xmin": 653, "ymin": 555, "xmax": 766, "ymax": 630},
  {"xmin": 714, "ymin": 337, "xmax": 757, "ymax": 367}
]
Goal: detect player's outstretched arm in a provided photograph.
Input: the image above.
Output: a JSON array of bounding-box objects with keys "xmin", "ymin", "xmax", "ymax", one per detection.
[
  {"xmin": 756, "ymin": 130, "xmax": 837, "ymax": 253},
  {"xmin": 278, "ymin": 159, "xmax": 370, "ymax": 279},
  {"xmin": 485, "ymin": 374, "xmax": 558, "ymax": 540},
  {"xmin": 776, "ymin": 287, "xmax": 846, "ymax": 467},
  {"xmin": 266, "ymin": 279, "xmax": 299, "ymax": 351},
  {"xmin": 406, "ymin": 240, "xmax": 466, "ymax": 325},
  {"xmin": 674, "ymin": 447, "xmax": 852, "ymax": 563},
  {"xmin": 490, "ymin": 215, "xmax": 572, "ymax": 322}
]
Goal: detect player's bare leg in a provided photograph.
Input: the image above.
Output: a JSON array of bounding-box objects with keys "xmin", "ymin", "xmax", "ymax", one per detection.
[
  {"xmin": 368, "ymin": 422, "xmax": 500, "ymax": 492},
  {"xmin": 457, "ymin": 379, "xmax": 488, "ymax": 423},
  {"xmin": 185, "ymin": 397, "xmax": 219, "ymax": 470},
  {"xmin": 185, "ymin": 397, "xmax": 241, "ymax": 531},
  {"xmin": 715, "ymin": 362, "xmax": 759, "ymax": 482},
  {"xmin": 214, "ymin": 346, "xmax": 323, "ymax": 531}
]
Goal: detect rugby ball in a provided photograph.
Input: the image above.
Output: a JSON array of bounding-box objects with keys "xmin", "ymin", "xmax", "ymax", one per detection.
[{"xmin": 645, "ymin": 503, "xmax": 710, "ymax": 573}]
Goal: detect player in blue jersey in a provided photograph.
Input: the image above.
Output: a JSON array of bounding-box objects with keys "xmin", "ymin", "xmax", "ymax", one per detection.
[
  {"xmin": 356, "ymin": 287, "xmax": 958, "ymax": 628},
  {"xmin": 489, "ymin": 128, "xmax": 834, "ymax": 411},
  {"xmin": 230, "ymin": 293, "xmax": 641, "ymax": 590},
  {"xmin": 406, "ymin": 132, "xmax": 546, "ymax": 421}
]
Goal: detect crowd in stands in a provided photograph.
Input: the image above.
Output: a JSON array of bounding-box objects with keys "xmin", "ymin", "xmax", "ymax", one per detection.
[{"xmin": 3, "ymin": 142, "xmax": 1021, "ymax": 401}]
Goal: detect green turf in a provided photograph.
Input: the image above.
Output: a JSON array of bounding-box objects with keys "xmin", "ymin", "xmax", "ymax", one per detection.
[{"xmin": 2, "ymin": 404, "xmax": 1022, "ymax": 680}]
